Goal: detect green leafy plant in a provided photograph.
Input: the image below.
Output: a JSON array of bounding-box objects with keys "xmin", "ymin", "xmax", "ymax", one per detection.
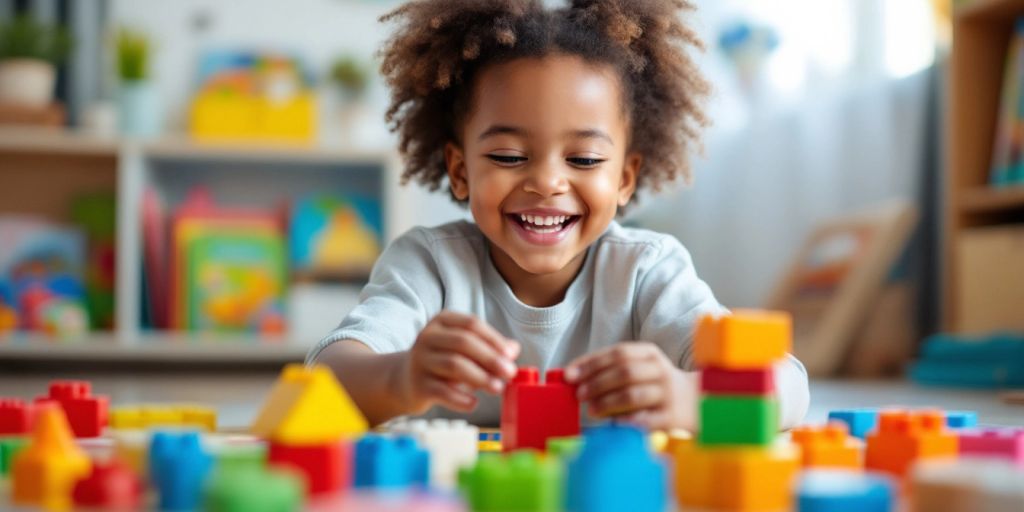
[
  {"xmin": 0, "ymin": 15, "xmax": 72, "ymax": 64},
  {"xmin": 116, "ymin": 28, "xmax": 150, "ymax": 81},
  {"xmin": 329, "ymin": 55, "xmax": 369, "ymax": 101}
]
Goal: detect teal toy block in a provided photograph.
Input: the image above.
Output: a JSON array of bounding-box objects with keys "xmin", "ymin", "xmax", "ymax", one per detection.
[
  {"xmin": 828, "ymin": 409, "xmax": 879, "ymax": 439},
  {"xmin": 699, "ymin": 396, "xmax": 778, "ymax": 445},
  {"xmin": 149, "ymin": 431, "xmax": 213, "ymax": 511},
  {"xmin": 566, "ymin": 424, "xmax": 666, "ymax": 512},
  {"xmin": 0, "ymin": 436, "xmax": 27, "ymax": 476},
  {"xmin": 205, "ymin": 465, "xmax": 304, "ymax": 512},
  {"xmin": 354, "ymin": 434, "xmax": 430, "ymax": 489},
  {"xmin": 945, "ymin": 411, "xmax": 978, "ymax": 429},
  {"xmin": 458, "ymin": 451, "xmax": 561, "ymax": 511}
]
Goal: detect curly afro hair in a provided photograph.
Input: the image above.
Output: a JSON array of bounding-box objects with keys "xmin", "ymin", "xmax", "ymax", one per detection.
[{"xmin": 379, "ymin": 0, "xmax": 710, "ymax": 203}]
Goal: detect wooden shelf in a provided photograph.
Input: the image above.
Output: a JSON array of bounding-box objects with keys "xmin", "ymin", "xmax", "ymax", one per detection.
[
  {"xmin": 0, "ymin": 333, "xmax": 310, "ymax": 364},
  {"xmin": 0, "ymin": 126, "xmax": 119, "ymax": 157},
  {"xmin": 960, "ymin": 185, "xmax": 1024, "ymax": 213},
  {"xmin": 956, "ymin": 0, "xmax": 1024, "ymax": 22}
]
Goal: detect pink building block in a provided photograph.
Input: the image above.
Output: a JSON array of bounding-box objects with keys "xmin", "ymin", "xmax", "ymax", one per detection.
[{"xmin": 958, "ymin": 428, "xmax": 1024, "ymax": 468}]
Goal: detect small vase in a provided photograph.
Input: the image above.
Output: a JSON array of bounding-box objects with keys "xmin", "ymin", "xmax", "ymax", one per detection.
[
  {"xmin": 117, "ymin": 80, "xmax": 162, "ymax": 138},
  {"xmin": 0, "ymin": 59, "xmax": 56, "ymax": 107}
]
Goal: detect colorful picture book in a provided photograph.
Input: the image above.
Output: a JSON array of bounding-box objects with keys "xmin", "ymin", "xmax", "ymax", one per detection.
[
  {"xmin": 290, "ymin": 194, "xmax": 382, "ymax": 278},
  {"xmin": 989, "ymin": 19, "xmax": 1024, "ymax": 187}
]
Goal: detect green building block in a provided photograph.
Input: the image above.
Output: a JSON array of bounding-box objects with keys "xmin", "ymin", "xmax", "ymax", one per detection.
[
  {"xmin": 458, "ymin": 451, "xmax": 562, "ymax": 511},
  {"xmin": 0, "ymin": 437, "xmax": 27, "ymax": 477},
  {"xmin": 205, "ymin": 465, "xmax": 303, "ymax": 512},
  {"xmin": 699, "ymin": 396, "xmax": 778, "ymax": 446},
  {"xmin": 547, "ymin": 436, "xmax": 582, "ymax": 460},
  {"xmin": 215, "ymin": 444, "xmax": 267, "ymax": 473}
]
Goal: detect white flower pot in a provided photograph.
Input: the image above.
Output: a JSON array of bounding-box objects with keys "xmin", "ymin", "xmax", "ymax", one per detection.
[{"xmin": 0, "ymin": 59, "xmax": 56, "ymax": 107}]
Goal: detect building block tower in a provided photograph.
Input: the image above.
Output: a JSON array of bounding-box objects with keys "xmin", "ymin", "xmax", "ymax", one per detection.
[
  {"xmin": 11, "ymin": 401, "xmax": 92, "ymax": 510},
  {"xmin": 501, "ymin": 367, "xmax": 579, "ymax": 452}
]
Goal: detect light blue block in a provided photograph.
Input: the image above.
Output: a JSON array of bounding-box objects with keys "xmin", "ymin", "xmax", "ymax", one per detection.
[
  {"xmin": 149, "ymin": 431, "xmax": 213, "ymax": 511},
  {"xmin": 798, "ymin": 470, "xmax": 894, "ymax": 512},
  {"xmin": 945, "ymin": 411, "xmax": 978, "ymax": 429},
  {"xmin": 566, "ymin": 423, "xmax": 665, "ymax": 512},
  {"xmin": 354, "ymin": 434, "xmax": 429, "ymax": 489},
  {"xmin": 828, "ymin": 409, "xmax": 879, "ymax": 439}
]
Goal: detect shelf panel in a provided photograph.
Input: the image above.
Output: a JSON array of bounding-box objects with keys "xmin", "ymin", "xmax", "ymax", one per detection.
[
  {"xmin": 959, "ymin": 185, "xmax": 1024, "ymax": 213},
  {"xmin": 0, "ymin": 333, "xmax": 310, "ymax": 364},
  {"xmin": 956, "ymin": 0, "xmax": 1024, "ymax": 22},
  {"xmin": 0, "ymin": 127, "xmax": 119, "ymax": 157}
]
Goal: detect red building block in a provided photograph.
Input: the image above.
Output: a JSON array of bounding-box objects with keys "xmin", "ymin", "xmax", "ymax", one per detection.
[
  {"xmin": 700, "ymin": 367, "xmax": 775, "ymax": 395},
  {"xmin": 71, "ymin": 460, "xmax": 144, "ymax": 509},
  {"xmin": 36, "ymin": 381, "xmax": 109, "ymax": 438},
  {"xmin": 268, "ymin": 440, "xmax": 352, "ymax": 496},
  {"xmin": 865, "ymin": 410, "xmax": 958, "ymax": 478},
  {"xmin": 501, "ymin": 367, "xmax": 580, "ymax": 452},
  {"xmin": 0, "ymin": 398, "xmax": 36, "ymax": 435}
]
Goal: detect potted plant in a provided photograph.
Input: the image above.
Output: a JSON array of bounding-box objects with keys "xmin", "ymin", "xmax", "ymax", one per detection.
[
  {"xmin": 0, "ymin": 15, "xmax": 72, "ymax": 107},
  {"xmin": 328, "ymin": 54, "xmax": 370, "ymax": 146},
  {"xmin": 115, "ymin": 27, "xmax": 160, "ymax": 137}
]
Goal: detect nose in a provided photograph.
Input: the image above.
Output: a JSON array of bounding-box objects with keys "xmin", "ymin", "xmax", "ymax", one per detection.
[{"xmin": 522, "ymin": 157, "xmax": 569, "ymax": 197}]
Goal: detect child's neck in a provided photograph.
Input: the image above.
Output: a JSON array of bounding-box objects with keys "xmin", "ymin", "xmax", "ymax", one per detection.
[{"xmin": 488, "ymin": 243, "xmax": 587, "ymax": 308}]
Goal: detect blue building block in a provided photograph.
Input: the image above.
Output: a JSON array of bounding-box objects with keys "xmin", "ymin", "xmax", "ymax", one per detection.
[
  {"xmin": 945, "ymin": 411, "xmax": 978, "ymax": 429},
  {"xmin": 798, "ymin": 470, "xmax": 893, "ymax": 512},
  {"xmin": 149, "ymin": 431, "xmax": 213, "ymax": 511},
  {"xmin": 827, "ymin": 409, "xmax": 879, "ymax": 439},
  {"xmin": 566, "ymin": 423, "xmax": 665, "ymax": 512},
  {"xmin": 354, "ymin": 434, "xmax": 429, "ymax": 489}
]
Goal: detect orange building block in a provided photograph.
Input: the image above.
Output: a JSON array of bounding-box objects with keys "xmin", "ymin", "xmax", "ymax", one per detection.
[
  {"xmin": 791, "ymin": 422, "xmax": 864, "ymax": 469},
  {"xmin": 866, "ymin": 410, "xmax": 958, "ymax": 479},
  {"xmin": 11, "ymin": 402, "xmax": 92, "ymax": 511},
  {"xmin": 694, "ymin": 310, "xmax": 792, "ymax": 369},
  {"xmin": 672, "ymin": 439, "xmax": 800, "ymax": 511}
]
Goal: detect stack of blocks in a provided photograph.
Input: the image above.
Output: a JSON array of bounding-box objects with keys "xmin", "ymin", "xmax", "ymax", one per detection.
[
  {"xmin": 250, "ymin": 363, "xmax": 368, "ymax": 496},
  {"xmin": 674, "ymin": 310, "xmax": 799, "ymax": 511},
  {"xmin": 501, "ymin": 367, "xmax": 579, "ymax": 452}
]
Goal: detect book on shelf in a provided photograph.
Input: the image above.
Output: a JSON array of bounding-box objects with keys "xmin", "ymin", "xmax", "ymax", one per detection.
[{"xmin": 990, "ymin": 19, "xmax": 1024, "ymax": 187}]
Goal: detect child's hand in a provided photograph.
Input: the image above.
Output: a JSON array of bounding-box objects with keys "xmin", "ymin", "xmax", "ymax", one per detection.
[
  {"xmin": 401, "ymin": 311, "xmax": 520, "ymax": 414},
  {"xmin": 565, "ymin": 342, "xmax": 693, "ymax": 430}
]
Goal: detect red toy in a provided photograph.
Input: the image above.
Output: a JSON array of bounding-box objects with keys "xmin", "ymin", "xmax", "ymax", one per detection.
[
  {"xmin": 71, "ymin": 460, "xmax": 144, "ymax": 509},
  {"xmin": 501, "ymin": 367, "xmax": 580, "ymax": 452},
  {"xmin": 865, "ymin": 409, "xmax": 958, "ymax": 478},
  {"xmin": 700, "ymin": 367, "xmax": 775, "ymax": 395},
  {"xmin": 0, "ymin": 398, "xmax": 36, "ymax": 435},
  {"xmin": 35, "ymin": 381, "xmax": 109, "ymax": 438},
  {"xmin": 268, "ymin": 440, "xmax": 352, "ymax": 496}
]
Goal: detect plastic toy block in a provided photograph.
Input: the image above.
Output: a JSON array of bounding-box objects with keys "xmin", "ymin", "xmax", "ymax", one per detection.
[
  {"xmin": 111, "ymin": 430, "xmax": 149, "ymax": 477},
  {"xmin": 910, "ymin": 457, "xmax": 1024, "ymax": 512},
  {"xmin": 36, "ymin": 381, "xmax": 109, "ymax": 438},
  {"xmin": 566, "ymin": 424, "xmax": 666, "ymax": 512},
  {"xmin": 205, "ymin": 464, "xmax": 304, "ymax": 512},
  {"xmin": 478, "ymin": 440, "xmax": 501, "ymax": 453},
  {"xmin": 251, "ymin": 364, "xmax": 367, "ymax": 443},
  {"xmin": 672, "ymin": 440, "xmax": 799, "ymax": 511},
  {"xmin": 501, "ymin": 367, "xmax": 580, "ymax": 452},
  {"xmin": 390, "ymin": 418, "xmax": 478, "ymax": 490},
  {"xmin": 945, "ymin": 410, "xmax": 978, "ymax": 429},
  {"xmin": 865, "ymin": 410, "xmax": 958, "ymax": 478},
  {"xmin": 547, "ymin": 436, "xmax": 582, "ymax": 459},
  {"xmin": 216, "ymin": 444, "xmax": 268, "ymax": 474},
  {"xmin": 149, "ymin": 431, "xmax": 214, "ymax": 511},
  {"xmin": 698, "ymin": 395, "xmax": 778, "ymax": 445},
  {"xmin": 693, "ymin": 310, "xmax": 792, "ymax": 369},
  {"xmin": 0, "ymin": 398, "xmax": 36, "ymax": 435},
  {"xmin": 111, "ymin": 404, "xmax": 217, "ymax": 431},
  {"xmin": 268, "ymin": 439, "xmax": 352, "ymax": 496},
  {"xmin": 354, "ymin": 434, "xmax": 429, "ymax": 489},
  {"xmin": 71, "ymin": 460, "xmax": 145, "ymax": 509},
  {"xmin": 828, "ymin": 409, "xmax": 879, "ymax": 439},
  {"xmin": 458, "ymin": 451, "xmax": 562, "ymax": 512},
  {"xmin": 791, "ymin": 423, "xmax": 864, "ymax": 469},
  {"xmin": 958, "ymin": 427, "xmax": 1024, "ymax": 467},
  {"xmin": 11, "ymin": 402, "xmax": 92, "ymax": 510},
  {"xmin": 0, "ymin": 436, "xmax": 27, "ymax": 476},
  {"xmin": 700, "ymin": 366, "xmax": 775, "ymax": 394},
  {"xmin": 797, "ymin": 469, "xmax": 894, "ymax": 512}
]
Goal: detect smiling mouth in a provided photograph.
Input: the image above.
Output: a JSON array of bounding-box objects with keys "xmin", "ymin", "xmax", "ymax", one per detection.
[{"xmin": 507, "ymin": 213, "xmax": 582, "ymax": 234}]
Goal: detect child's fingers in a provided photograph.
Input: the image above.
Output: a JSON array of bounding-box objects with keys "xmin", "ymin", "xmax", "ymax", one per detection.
[
  {"xmin": 564, "ymin": 343, "xmax": 652, "ymax": 384},
  {"xmin": 432, "ymin": 327, "xmax": 517, "ymax": 381},
  {"xmin": 575, "ymin": 359, "xmax": 662, "ymax": 402},
  {"xmin": 424, "ymin": 351, "xmax": 503, "ymax": 394},
  {"xmin": 437, "ymin": 311, "xmax": 518, "ymax": 359},
  {"xmin": 619, "ymin": 409, "xmax": 670, "ymax": 430},
  {"xmin": 589, "ymin": 383, "xmax": 665, "ymax": 417},
  {"xmin": 422, "ymin": 376, "xmax": 478, "ymax": 413}
]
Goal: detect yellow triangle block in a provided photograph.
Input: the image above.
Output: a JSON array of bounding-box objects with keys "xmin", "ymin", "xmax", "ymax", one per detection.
[{"xmin": 251, "ymin": 364, "xmax": 368, "ymax": 443}]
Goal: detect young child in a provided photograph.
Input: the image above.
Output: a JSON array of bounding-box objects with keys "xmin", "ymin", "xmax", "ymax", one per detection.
[{"xmin": 310, "ymin": 0, "xmax": 809, "ymax": 430}]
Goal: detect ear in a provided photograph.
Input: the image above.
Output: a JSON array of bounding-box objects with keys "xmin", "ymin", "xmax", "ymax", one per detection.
[
  {"xmin": 445, "ymin": 142, "xmax": 470, "ymax": 201},
  {"xmin": 617, "ymin": 152, "xmax": 642, "ymax": 206}
]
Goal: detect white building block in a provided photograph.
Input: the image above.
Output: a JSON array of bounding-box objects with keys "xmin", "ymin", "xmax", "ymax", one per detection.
[{"xmin": 389, "ymin": 418, "xmax": 479, "ymax": 489}]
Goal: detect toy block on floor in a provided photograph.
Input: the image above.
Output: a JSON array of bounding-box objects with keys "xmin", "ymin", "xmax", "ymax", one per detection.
[
  {"xmin": 945, "ymin": 411, "xmax": 978, "ymax": 429},
  {"xmin": 354, "ymin": 434, "xmax": 429, "ymax": 489},
  {"xmin": 268, "ymin": 439, "xmax": 352, "ymax": 496},
  {"xmin": 0, "ymin": 436, "xmax": 27, "ymax": 476},
  {"xmin": 797, "ymin": 469, "xmax": 894, "ymax": 512},
  {"xmin": 958, "ymin": 427, "xmax": 1023, "ymax": 467},
  {"xmin": 865, "ymin": 410, "xmax": 958, "ymax": 478},
  {"xmin": 698, "ymin": 395, "xmax": 778, "ymax": 445},
  {"xmin": 205, "ymin": 464, "xmax": 305, "ymax": 512},
  {"xmin": 0, "ymin": 398, "xmax": 36, "ymax": 435},
  {"xmin": 791, "ymin": 423, "xmax": 864, "ymax": 469},
  {"xmin": 71, "ymin": 460, "xmax": 145, "ymax": 509},
  {"xmin": 501, "ymin": 367, "xmax": 579, "ymax": 452},
  {"xmin": 672, "ymin": 440, "xmax": 800, "ymax": 511},
  {"xmin": 36, "ymin": 381, "xmax": 109, "ymax": 438},
  {"xmin": 390, "ymin": 418, "xmax": 478, "ymax": 490},
  {"xmin": 910, "ymin": 457, "xmax": 1024, "ymax": 512},
  {"xmin": 111, "ymin": 404, "xmax": 218, "ymax": 431},
  {"xmin": 700, "ymin": 367, "xmax": 775, "ymax": 394},
  {"xmin": 566, "ymin": 424, "xmax": 666, "ymax": 512},
  {"xmin": 11, "ymin": 402, "xmax": 92, "ymax": 510},
  {"xmin": 828, "ymin": 409, "xmax": 879, "ymax": 439},
  {"xmin": 458, "ymin": 451, "xmax": 562, "ymax": 512},
  {"xmin": 149, "ymin": 431, "xmax": 214, "ymax": 511},
  {"xmin": 693, "ymin": 310, "xmax": 792, "ymax": 369},
  {"xmin": 251, "ymin": 364, "xmax": 367, "ymax": 444}
]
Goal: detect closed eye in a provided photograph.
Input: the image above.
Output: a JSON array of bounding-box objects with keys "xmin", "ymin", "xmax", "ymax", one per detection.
[
  {"xmin": 487, "ymin": 154, "xmax": 527, "ymax": 165},
  {"xmin": 568, "ymin": 157, "xmax": 606, "ymax": 168}
]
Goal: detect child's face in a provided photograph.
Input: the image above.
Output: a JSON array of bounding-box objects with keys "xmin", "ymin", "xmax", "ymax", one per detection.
[{"xmin": 445, "ymin": 55, "xmax": 640, "ymax": 277}]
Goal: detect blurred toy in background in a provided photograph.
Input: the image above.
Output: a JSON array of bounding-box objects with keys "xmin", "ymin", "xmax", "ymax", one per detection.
[
  {"xmin": 718, "ymin": 19, "xmax": 779, "ymax": 97},
  {"xmin": 189, "ymin": 50, "xmax": 316, "ymax": 143},
  {"xmin": 0, "ymin": 217, "xmax": 89, "ymax": 339},
  {"xmin": 290, "ymin": 194, "xmax": 382, "ymax": 279},
  {"xmin": 70, "ymin": 193, "xmax": 117, "ymax": 330}
]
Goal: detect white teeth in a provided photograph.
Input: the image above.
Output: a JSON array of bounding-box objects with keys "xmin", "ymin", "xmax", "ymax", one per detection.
[{"xmin": 520, "ymin": 214, "xmax": 528, "ymax": 223}]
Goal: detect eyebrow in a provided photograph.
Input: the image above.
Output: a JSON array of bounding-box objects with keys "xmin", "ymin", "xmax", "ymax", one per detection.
[{"xmin": 477, "ymin": 125, "xmax": 614, "ymax": 145}]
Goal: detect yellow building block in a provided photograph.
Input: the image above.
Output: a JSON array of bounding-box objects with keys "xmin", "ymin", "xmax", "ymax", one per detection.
[
  {"xmin": 673, "ymin": 440, "xmax": 799, "ymax": 511},
  {"xmin": 694, "ymin": 310, "xmax": 792, "ymax": 369},
  {"xmin": 11, "ymin": 403, "xmax": 92, "ymax": 511},
  {"xmin": 250, "ymin": 364, "xmax": 368, "ymax": 443},
  {"xmin": 110, "ymin": 405, "xmax": 217, "ymax": 432},
  {"xmin": 791, "ymin": 422, "xmax": 864, "ymax": 469}
]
